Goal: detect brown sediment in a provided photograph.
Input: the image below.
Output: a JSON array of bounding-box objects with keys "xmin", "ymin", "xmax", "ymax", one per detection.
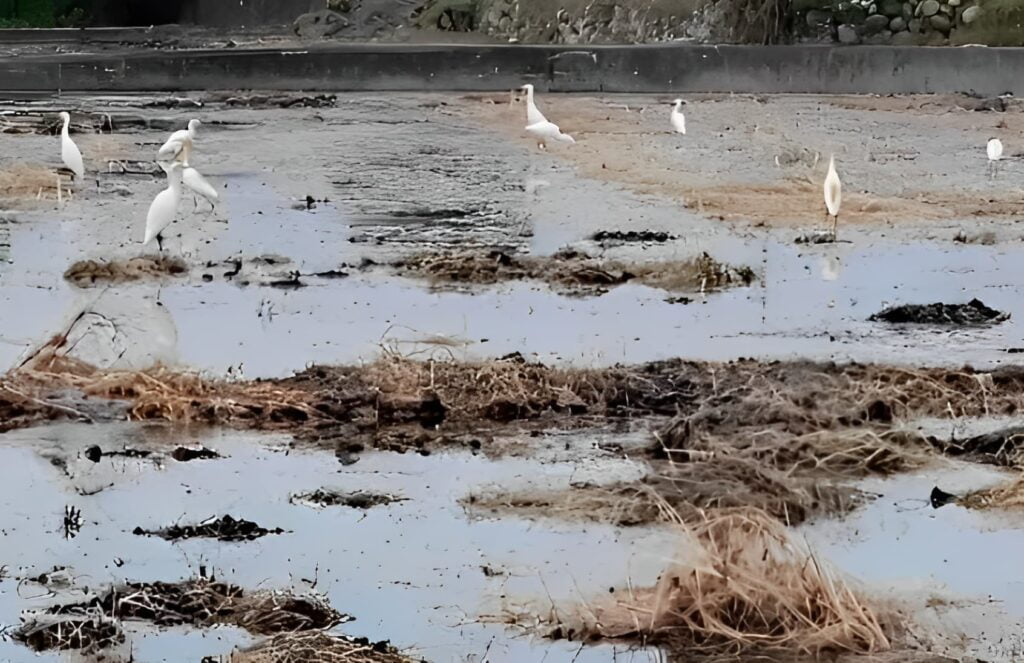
[
  {"xmin": 63, "ymin": 256, "xmax": 189, "ymax": 287},
  {"xmin": 512, "ymin": 508, "xmax": 894, "ymax": 658},
  {"xmin": 16, "ymin": 578, "xmax": 343, "ymax": 653},
  {"xmin": 230, "ymin": 631, "xmax": 420, "ymax": 663},
  {"xmin": 0, "ymin": 164, "xmax": 61, "ymax": 202},
  {"xmin": 388, "ymin": 249, "xmax": 755, "ymax": 294}
]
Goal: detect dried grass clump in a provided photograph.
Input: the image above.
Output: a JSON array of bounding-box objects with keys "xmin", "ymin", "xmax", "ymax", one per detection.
[
  {"xmin": 64, "ymin": 256, "xmax": 188, "ymax": 287},
  {"xmin": 360, "ymin": 351, "xmax": 609, "ymax": 422},
  {"xmin": 561, "ymin": 508, "xmax": 891, "ymax": 657},
  {"xmin": 466, "ymin": 454, "xmax": 861, "ymax": 527},
  {"xmin": 0, "ymin": 164, "xmax": 60, "ymax": 200},
  {"xmin": 960, "ymin": 473, "xmax": 1024, "ymax": 510},
  {"xmin": 231, "ymin": 631, "xmax": 418, "ymax": 663},
  {"xmin": 44, "ymin": 578, "xmax": 342, "ymax": 636},
  {"xmin": 16, "ymin": 349, "xmax": 320, "ymax": 426},
  {"xmin": 388, "ymin": 249, "xmax": 755, "ymax": 295}
]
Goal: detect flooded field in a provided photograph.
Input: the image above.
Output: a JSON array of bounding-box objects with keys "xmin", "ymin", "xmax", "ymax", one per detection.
[{"xmin": 2, "ymin": 90, "xmax": 1024, "ymax": 661}]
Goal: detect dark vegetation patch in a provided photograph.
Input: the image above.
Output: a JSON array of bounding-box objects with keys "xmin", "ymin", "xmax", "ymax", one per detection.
[
  {"xmin": 64, "ymin": 256, "xmax": 188, "ymax": 287},
  {"xmin": 386, "ymin": 249, "xmax": 755, "ymax": 295},
  {"xmin": 590, "ymin": 230, "xmax": 676, "ymax": 243},
  {"xmin": 171, "ymin": 445, "xmax": 221, "ymax": 461},
  {"xmin": 133, "ymin": 515, "xmax": 284, "ymax": 542},
  {"xmin": 291, "ymin": 488, "xmax": 407, "ymax": 509},
  {"xmin": 869, "ymin": 298, "xmax": 1008, "ymax": 325},
  {"xmin": 14, "ymin": 578, "xmax": 344, "ymax": 653}
]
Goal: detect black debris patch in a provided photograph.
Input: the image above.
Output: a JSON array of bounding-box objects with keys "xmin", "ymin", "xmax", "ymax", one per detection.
[
  {"xmin": 664, "ymin": 296, "xmax": 693, "ymax": 305},
  {"xmin": 929, "ymin": 426, "xmax": 1024, "ymax": 466},
  {"xmin": 930, "ymin": 486, "xmax": 958, "ymax": 509},
  {"xmin": 291, "ymin": 489, "xmax": 407, "ymax": 510},
  {"xmin": 220, "ymin": 93, "xmax": 338, "ymax": 108},
  {"xmin": 591, "ymin": 230, "xmax": 676, "ymax": 243},
  {"xmin": 312, "ymin": 269, "xmax": 349, "ymax": 279},
  {"xmin": 794, "ymin": 230, "xmax": 837, "ymax": 244},
  {"xmin": 267, "ymin": 273, "xmax": 305, "ymax": 289},
  {"xmin": 13, "ymin": 616, "xmax": 123, "ymax": 653},
  {"xmin": 869, "ymin": 299, "xmax": 1009, "ymax": 325},
  {"xmin": 170, "ymin": 446, "xmax": 221, "ymax": 462},
  {"xmin": 133, "ymin": 515, "xmax": 284, "ymax": 542},
  {"xmin": 83, "ymin": 445, "xmax": 153, "ymax": 462}
]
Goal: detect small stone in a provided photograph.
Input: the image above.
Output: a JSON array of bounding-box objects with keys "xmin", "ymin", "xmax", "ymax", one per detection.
[
  {"xmin": 890, "ymin": 16, "xmax": 907, "ymax": 29},
  {"xmin": 948, "ymin": 0, "xmax": 961, "ymax": 5},
  {"xmin": 961, "ymin": 5, "xmax": 982, "ymax": 22},
  {"xmin": 919, "ymin": 0, "xmax": 940, "ymax": 15},
  {"xmin": 838, "ymin": 23, "xmax": 861, "ymax": 43},
  {"xmin": 869, "ymin": 2, "xmax": 877, "ymax": 12},
  {"xmin": 902, "ymin": 2, "xmax": 913, "ymax": 19},
  {"xmin": 939, "ymin": 3, "xmax": 954, "ymax": 14},
  {"xmin": 929, "ymin": 12, "xmax": 951, "ymax": 30},
  {"xmin": 292, "ymin": 9, "xmax": 348, "ymax": 38},
  {"xmin": 909, "ymin": 17, "xmax": 922, "ymax": 31},
  {"xmin": 864, "ymin": 13, "xmax": 892, "ymax": 32}
]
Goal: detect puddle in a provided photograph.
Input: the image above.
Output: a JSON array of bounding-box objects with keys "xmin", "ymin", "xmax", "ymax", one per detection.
[
  {"xmin": 0, "ymin": 422, "xmax": 670, "ymax": 662},
  {"xmin": 801, "ymin": 462, "xmax": 1024, "ymax": 661}
]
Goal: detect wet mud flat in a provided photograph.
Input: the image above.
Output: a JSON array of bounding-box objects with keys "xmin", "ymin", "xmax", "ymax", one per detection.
[{"xmin": 2, "ymin": 89, "xmax": 1024, "ymax": 662}]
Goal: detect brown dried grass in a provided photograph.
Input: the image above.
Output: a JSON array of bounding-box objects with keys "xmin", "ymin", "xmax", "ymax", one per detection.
[
  {"xmin": 961, "ymin": 473, "xmax": 1024, "ymax": 510},
  {"xmin": 0, "ymin": 164, "xmax": 60, "ymax": 200},
  {"xmin": 555, "ymin": 507, "xmax": 892, "ymax": 657},
  {"xmin": 231, "ymin": 631, "xmax": 418, "ymax": 663}
]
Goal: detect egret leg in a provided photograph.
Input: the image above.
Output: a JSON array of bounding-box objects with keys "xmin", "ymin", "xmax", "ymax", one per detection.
[
  {"xmin": 156, "ymin": 233, "xmax": 164, "ymax": 253},
  {"xmin": 832, "ymin": 215, "xmax": 839, "ymax": 242}
]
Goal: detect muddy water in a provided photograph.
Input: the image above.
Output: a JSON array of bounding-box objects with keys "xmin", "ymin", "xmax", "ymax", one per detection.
[
  {"xmin": 0, "ymin": 422, "xmax": 669, "ymax": 662},
  {"xmin": 802, "ymin": 463, "xmax": 1024, "ymax": 661}
]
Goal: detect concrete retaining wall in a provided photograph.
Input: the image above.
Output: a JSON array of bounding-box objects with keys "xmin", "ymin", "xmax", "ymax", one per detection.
[{"xmin": 0, "ymin": 43, "xmax": 1021, "ymax": 95}]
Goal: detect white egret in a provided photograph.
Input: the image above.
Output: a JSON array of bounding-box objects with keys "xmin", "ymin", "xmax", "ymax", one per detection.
[
  {"xmin": 525, "ymin": 119, "xmax": 575, "ymax": 148},
  {"xmin": 670, "ymin": 99, "xmax": 686, "ymax": 135},
  {"xmin": 182, "ymin": 165, "xmax": 219, "ymax": 211},
  {"xmin": 144, "ymin": 162, "xmax": 184, "ymax": 252},
  {"xmin": 823, "ymin": 155, "xmax": 842, "ymax": 240},
  {"xmin": 519, "ymin": 84, "xmax": 547, "ymax": 125},
  {"xmin": 987, "ymin": 137, "xmax": 1003, "ymax": 179},
  {"xmin": 157, "ymin": 119, "xmax": 201, "ymax": 162},
  {"xmin": 58, "ymin": 112, "xmax": 84, "ymax": 180}
]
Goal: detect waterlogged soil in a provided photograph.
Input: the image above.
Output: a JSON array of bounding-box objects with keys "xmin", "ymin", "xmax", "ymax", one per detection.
[{"xmin": 2, "ymin": 91, "xmax": 1024, "ymax": 661}]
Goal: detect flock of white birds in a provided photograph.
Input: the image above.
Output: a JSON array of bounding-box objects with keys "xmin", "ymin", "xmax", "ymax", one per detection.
[{"xmin": 54, "ymin": 89, "xmax": 1010, "ymax": 252}]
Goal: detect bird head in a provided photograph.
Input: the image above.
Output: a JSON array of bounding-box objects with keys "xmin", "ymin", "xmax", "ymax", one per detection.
[
  {"xmin": 58, "ymin": 111, "xmax": 70, "ymax": 122},
  {"xmin": 672, "ymin": 99, "xmax": 684, "ymax": 106},
  {"xmin": 519, "ymin": 84, "xmax": 533, "ymax": 93},
  {"xmin": 188, "ymin": 119, "xmax": 201, "ymax": 133}
]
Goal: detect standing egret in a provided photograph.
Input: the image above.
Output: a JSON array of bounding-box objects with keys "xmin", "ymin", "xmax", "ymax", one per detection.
[
  {"xmin": 182, "ymin": 165, "xmax": 219, "ymax": 212},
  {"xmin": 823, "ymin": 155, "xmax": 842, "ymax": 240},
  {"xmin": 987, "ymin": 137, "xmax": 1003, "ymax": 180},
  {"xmin": 670, "ymin": 99, "xmax": 686, "ymax": 135},
  {"xmin": 58, "ymin": 112, "xmax": 84, "ymax": 180},
  {"xmin": 144, "ymin": 162, "xmax": 184, "ymax": 252},
  {"xmin": 157, "ymin": 119, "xmax": 201, "ymax": 162},
  {"xmin": 519, "ymin": 84, "xmax": 547, "ymax": 126}
]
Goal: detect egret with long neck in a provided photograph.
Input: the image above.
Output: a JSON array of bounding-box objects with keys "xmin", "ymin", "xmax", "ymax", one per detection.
[
  {"xmin": 157, "ymin": 119, "xmax": 201, "ymax": 163},
  {"xmin": 823, "ymin": 155, "xmax": 842, "ymax": 240},
  {"xmin": 144, "ymin": 162, "xmax": 184, "ymax": 252},
  {"xmin": 670, "ymin": 99, "xmax": 686, "ymax": 135},
  {"xmin": 58, "ymin": 112, "xmax": 84, "ymax": 180},
  {"xmin": 519, "ymin": 84, "xmax": 547, "ymax": 126}
]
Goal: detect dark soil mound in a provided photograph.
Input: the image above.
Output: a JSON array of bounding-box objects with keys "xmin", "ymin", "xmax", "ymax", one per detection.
[{"xmin": 869, "ymin": 298, "xmax": 1008, "ymax": 325}]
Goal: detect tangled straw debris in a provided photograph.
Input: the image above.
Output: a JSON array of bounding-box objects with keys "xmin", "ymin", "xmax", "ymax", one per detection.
[
  {"xmin": 230, "ymin": 631, "xmax": 420, "ymax": 663},
  {"xmin": 544, "ymin": 508, "xmax": 892, "ymax": 657}
]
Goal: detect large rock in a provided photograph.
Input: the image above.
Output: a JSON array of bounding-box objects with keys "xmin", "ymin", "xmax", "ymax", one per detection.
[
  {"xmin": 890, "ymin": 16, "xmax": 907, "ymax": 30},
  {"xmin": 919, "ymin": 0, "xmax": 940, "ymax": 15},
  {"xmin": 293, "ymin": 10, "xmax": 349, "ymax": 39},
  {"xmin": 961, "ymin": 4, "xmax": 982, "ymax": 22},
  {"xmin": 879, "ymin": 0, "xmax": 904, "ymax": 16},
  {"xmin": 838, "ymin": 23, "xmax": 860, "ymax": 42},
  {"xmin": 929, "ymin": 12, "xmax": 951, "ymax": 31},
  {"xmin": 902, "ymin": 2, "xmax": 913, "ymax": 19},
  {"xmin": 891, "ymin": 28, "xmax": 918, "ymax": 43},
  {"xmin": 864, "ymin": 13, "xmax": 892, "ymax": 32},
  {"xmin": 908, "ymin": 17, "xmax": 922, "ymax": 31}
]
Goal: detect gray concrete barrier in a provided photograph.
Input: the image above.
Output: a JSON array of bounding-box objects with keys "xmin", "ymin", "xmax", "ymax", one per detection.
[{"xmin": 0, "ymin": 42, "xmax": 1021, "ymax": 95}]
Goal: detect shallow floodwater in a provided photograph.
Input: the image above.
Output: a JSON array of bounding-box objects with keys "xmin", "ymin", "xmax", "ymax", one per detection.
[
  {"xmin": 0, "ymin": 423, "xmax": 669, "ymax": 662},
  {"xmin": 802, "ymin": 462, "xmax": 1024, "ymax": 661}
]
